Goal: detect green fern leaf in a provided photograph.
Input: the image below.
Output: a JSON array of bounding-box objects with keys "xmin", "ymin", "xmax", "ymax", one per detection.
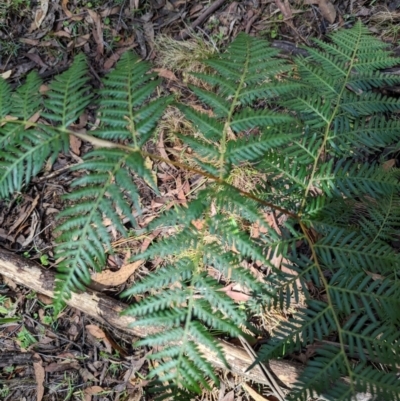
[
  {"xmin": 42, "ymin": 54, "xmax": 92, "ymax": 128},
  {"xmin": 0, "ymin": 77, "xmax": 11, "ymax": 118}
]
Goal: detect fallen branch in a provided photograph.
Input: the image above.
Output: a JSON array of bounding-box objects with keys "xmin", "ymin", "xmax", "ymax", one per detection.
[{"xmin": 0, "ymin": 248, "xmax": 302, "ymax": 388}]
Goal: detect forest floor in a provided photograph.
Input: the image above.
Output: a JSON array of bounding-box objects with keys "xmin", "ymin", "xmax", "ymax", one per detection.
[{"xmin": 0, "ymin": 1, "xmax": 399, "ymax": 400}]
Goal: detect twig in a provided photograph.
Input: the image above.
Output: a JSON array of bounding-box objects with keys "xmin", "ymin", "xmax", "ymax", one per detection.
[
  {"xmin": 33, "ymin": 163, "xmax": 75, "ymax": 183},
  {"xmin": 239, "ymin": 335, "xmax": 286, "ymax": 401},
  {"xmin": 175, "ymin": 0, "xmax": 227, "ymax": 40}
]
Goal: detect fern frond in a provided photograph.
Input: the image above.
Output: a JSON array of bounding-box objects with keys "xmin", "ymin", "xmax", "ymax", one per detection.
[
  {"xmin": 256, "ymin": 301, "xmax": 335, "ymax": 361},
  {"xmin": 122, "ymin": 256, "xmax": 248, "ymax": 394},
  {"xmin": 54, "ymin": 147, "xmax": 158, "ymax": 309},
  {"xmin": 225, "ymin": 129, "xmax": 298, "ymax": 164},
  {"xmin": 0, "ymin": 77, "xmax": 11, "ymax": 118},
  {"xmin": 12, "ymin": 72, "xmax": 42, "ymax": 119},
  {"xmin": 359, "ymin": 190, "xmax": 400, "ymax": 242},
  {"xmin": 95, "ymin": 52, "xmax": 172, "ymax": 145},
  {"xmin": 0, "ymin": 55, "xmax": 93, "ymax": 198},
  {"xmin": 42, "ymin": 54, "xmax": 92, "ymax": 128},
  {"xmin": 329, "ymin": 116, "xmax": 400, "ymax": 155},
  {"xmin": 314, "ymin": 228, "xmax": 397, "ymax": 272},
  {"xmin": 175, "ymin": 104, "xmax": 224, "ymax": 140},
  {"xmin": 0, "ymin": 125, "xmax": 64, "ymax": 197},
  {"xmin": 53, "ymin": 53, "xmax": 169, "ymax": 310},
  {"xmin": 290, "ymin": 347, "xmax": 400, "ymax": 401}
]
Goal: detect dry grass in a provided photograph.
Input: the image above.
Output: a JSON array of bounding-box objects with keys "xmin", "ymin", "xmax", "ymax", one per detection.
[
  {"xmin": 368, "ymin": 8, "xmax": 400, "ymax": 40},
  {"xmin": 154, "ymin": 34, "xmax": 217, "ymax": 87}
]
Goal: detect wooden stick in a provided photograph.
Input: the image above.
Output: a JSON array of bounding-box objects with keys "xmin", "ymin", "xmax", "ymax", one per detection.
[{"xmin": 176, "ymin": 0, "xmax": 227, "ymax": 40}]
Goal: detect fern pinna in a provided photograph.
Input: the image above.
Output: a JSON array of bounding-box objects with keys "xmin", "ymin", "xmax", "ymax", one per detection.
[{"xmin": 0, "ymin": 21, "xmax": 399, "ymax": 400}]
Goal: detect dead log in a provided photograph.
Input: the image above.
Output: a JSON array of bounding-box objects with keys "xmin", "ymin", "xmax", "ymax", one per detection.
[{"xmin": 0, "ymin": 248, "xmax": 302, "ymax": 388}]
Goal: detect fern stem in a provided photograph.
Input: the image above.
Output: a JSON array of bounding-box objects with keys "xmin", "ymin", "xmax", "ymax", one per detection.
[
  {"xmin": 69, "ymin": 129, "xmax": 299, "ymax": 218},
  {"xmin": 176, "ymin": 240, "xmax": 204, "ymax": 388},
  {"xmin": 300, "ymin": 220, "xmax": 356, "ymax": 392},
  {"xmin": 217, "ymin": 40, "xmax": 251, "ymax": 179},
  {"xmin": 299, "ymin": 24, "xmax": 363, "ymax": 214},
  {"xmin": 370, "ymin": 190, "xmax": 394, "ymax": 245},
  {"xmin": 126, "ymin": 68, "xmax": 138, "ymax": 149}
]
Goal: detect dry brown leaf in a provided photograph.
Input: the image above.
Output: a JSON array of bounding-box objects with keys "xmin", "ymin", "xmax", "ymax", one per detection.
[
  {"xmin": 220, "ymin": 391, "xmax": 235, "ymax": 401},
  {"xmin": 103, "ymin": 46, "xmax": 132, "ymax": 70},
  {"xmin": 318, "ymin": 0, "xmax": 336, "ymax": 23},
  {"xmin": 100, "ymin": 6, "xmax": 121, "ymax": 17},
  {"xmin": 123, "ymin": 355, "xmax": 148, "ymax": 380},
  {"xmin": 85, "ymin": 324, "xmax": 107, "ymax": 339},
  {"xmin": 91, "ymin": 260, "xmax": 143, "ymax": 286},
  {"xmin": 72, "ymin": 112, "xmax": 88, "ymax": 130},
  {"xmin": 39, "ymin": 84, "xmax": 49, "ymax": 94},
  {"xmin": 38, "ymin": 334, "xmax": 55, "ymax": 344},
  {"xmin": 68, "ymin": 33, "xmax": 90, "ymax": 49},
  {"xmin": 130, "ymin": 0, "xmax": 140, "ymax": 11},
  {"xmin": 79, "ymin": 367, "xmax": 98, "ymax": 382},
  {"xmin": 84, "ymin": 386, "xmax": 104, "ymax": 398},
  {"xmin": 175, "ymin": 175, "xmax": 187, "ymax": 203},
  {"xmin": 0, "ymin": 70, "xmax": 12, "ymax": 79},
  {"xmin": 37, "ymin": 293, "xmax": 53, "ymax": 305},
  {"xmin": 69, "ymin": 134, "xmax": 82, "ymax": 155},
  {"xmin": 191, "ymin": 103, "xmax": 215, "ymax": 117},
  {"xmin": 33, "ymin": 354, "xmax": 45, "ymax": 401},
  {"xmin": 20, "ymin": 38, "xmax": 40, "ymax": 46},
  {"xmin": 9, "ymin": 195, "xmax": 39, "ymax": 234},
  {"xmin": 275, "ymin": 0, "xmax": 292, "ymax": 19},
  {"xmin": 0, "ymin": 115, "xmax": 18, "ymax": 128},
  {"xmin": 153, "ymin": 68, "xmax": 178, "ymax": 81},
  {"xmin": 85, "ymin": 324, "xmax": 112, "ymax": 353},
  {"xmin": 25, "ymin": 110, "xmax": 41, "ymax": 129},
  {"xmin": 45, "ymin": 360, "xmax": 80, "ymax": 372},
  {"xmin": 191, "ymin": 219, "xmax": 204, "ymax": 230},
  {"xmin": 365, "ymin": 270, "xmax": 384, "ymax": 281},
  {"xmin": 53, "ymin": 30, "xmax": 71, "ymax": 38},
  {"xmin": 304, "ymin": 0, "xmax": 336, "ymax": 23},
  {"xmin": 25, "ymin": 53, "xmax": 48, "ymax": 69},
  {"xmin": 157, "ymin": 130, "xmax": 177, "ymax": 171},
  {"xmin": 190, "ymin": 4, "xmax": 203, "ymax": 16},
  {"xmin": 144, "ymin": 156, "xmax": 158, "ymax": 189},
  {"xmin": 242, "ymin": 383, "xmax": 270, "ymax": 401},
  {"xmin": 2, "ymin": 276, "xmax": 17, "ymax": 291},
  {"xmin": 61, "ymin": 0, "xmax": 83, "ymax": 21},
  {"xmin": 383, "ymin": 159, "xmax": 396, "ymax": 171},
  {"xmin": 225, "ymin": 122, "xmax": 236, "ymax": 140},
  {"xmin": 143, "ymin": 20, "xmax": 155, "ymax": 48},
  {"xmin": 34, "ymin": 0, "xmax": 49, "ymax": 29},
  {"xmin": 87, "ymin": 9, "xmax": 104, "ymax": 58},
  {"xmin": 219, "ymin": 284, "xmax": 251, "ymax": 302}
]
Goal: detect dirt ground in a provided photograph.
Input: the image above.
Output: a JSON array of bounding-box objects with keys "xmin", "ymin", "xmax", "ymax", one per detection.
[{"xmin": 0, "ymin": 1, "xmax": 400, "ymax": 400}]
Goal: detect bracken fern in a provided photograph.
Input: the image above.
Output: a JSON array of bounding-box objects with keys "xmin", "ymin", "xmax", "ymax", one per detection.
[{"xmin": 0, "ymin": 21, "xmax": 399, "ymax": 400}]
